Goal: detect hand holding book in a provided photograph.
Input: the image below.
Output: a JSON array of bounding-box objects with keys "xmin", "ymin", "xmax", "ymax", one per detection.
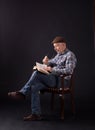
[{"xmin": 44, "ymin": 66, "xmax": 52, "ymax": 72}]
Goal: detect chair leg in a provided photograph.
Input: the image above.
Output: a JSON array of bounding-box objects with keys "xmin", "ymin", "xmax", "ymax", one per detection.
[
  {"xmin": 60, "ymin": 95, "xmax": 64, "ymax": 120},
  {"xmin": 51, "ymin": 93, "xmax": 55, "ymax": 110},
  {"xmin": 71, "ymin": 93, "xmax": 75, "ymax": 115}
]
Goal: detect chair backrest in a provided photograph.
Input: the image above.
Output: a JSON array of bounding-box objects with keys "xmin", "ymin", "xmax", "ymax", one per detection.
[{"xmin": 59, "ymin": 72, "xmax": 74, "ymax": 91}]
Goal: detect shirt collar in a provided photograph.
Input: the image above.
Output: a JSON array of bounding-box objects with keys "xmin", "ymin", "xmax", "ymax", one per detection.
[{"xmin": 58, "ymin": 48, "xmax": 69, "ymax": 55}]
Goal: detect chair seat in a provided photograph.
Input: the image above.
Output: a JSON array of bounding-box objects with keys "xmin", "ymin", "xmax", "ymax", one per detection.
[{"xmin": 41, "ymin": 87, "xmax": 71, "ymax": 94}]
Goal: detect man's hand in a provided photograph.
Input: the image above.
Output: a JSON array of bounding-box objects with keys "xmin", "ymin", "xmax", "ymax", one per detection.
[
  {"xmin": 44, "ymin": 66, "xmax": 52, "ymax": 72},
  {"xmin": 42, "ymin": 56, "xmax": 49, "ymax": 64}
]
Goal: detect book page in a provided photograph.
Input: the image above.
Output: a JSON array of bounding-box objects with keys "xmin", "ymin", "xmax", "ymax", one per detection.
[{"xmin": 33, "ymin": 62, "xmax": 50, "ymax": 74}]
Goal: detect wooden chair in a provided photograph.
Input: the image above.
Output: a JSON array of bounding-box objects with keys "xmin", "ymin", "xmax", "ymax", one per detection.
[{"xmin": 41, "ymin": 72, "xmax": 75, "ymax": 120}]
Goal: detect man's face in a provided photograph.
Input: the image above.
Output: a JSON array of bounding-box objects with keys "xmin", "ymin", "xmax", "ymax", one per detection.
[{"xmin": 53, "ymin": 42, "xmax": 66, "ymax": 53}]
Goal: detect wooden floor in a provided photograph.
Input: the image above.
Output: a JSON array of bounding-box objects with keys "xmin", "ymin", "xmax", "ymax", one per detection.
[{"xmin": 0, "ymin": 96, "xmax": 95, "ymax": 130}]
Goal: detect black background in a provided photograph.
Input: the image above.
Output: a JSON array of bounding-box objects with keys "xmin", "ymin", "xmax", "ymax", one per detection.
[{"xmin": 0, "ymin": 0, "xmax": 94, "ymax": 129}]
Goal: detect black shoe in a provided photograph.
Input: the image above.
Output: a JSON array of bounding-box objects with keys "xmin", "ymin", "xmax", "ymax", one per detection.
[
  {"xmin": 23, "ymin": 114, "xmax": 42, "ymax": 121},
  {"xmin": 8, "ymin": 91, "xmax": 25, "ymax": 100}
]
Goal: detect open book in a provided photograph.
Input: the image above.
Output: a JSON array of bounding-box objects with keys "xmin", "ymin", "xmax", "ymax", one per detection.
[{"xmin": 33, "ymin": 62, "xmax": 50, "ymax": 74}]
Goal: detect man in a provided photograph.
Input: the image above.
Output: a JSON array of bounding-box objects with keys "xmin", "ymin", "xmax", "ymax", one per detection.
[{"xmin": 8, "ymin": 36, "xmax": 77, "ymax": 121}]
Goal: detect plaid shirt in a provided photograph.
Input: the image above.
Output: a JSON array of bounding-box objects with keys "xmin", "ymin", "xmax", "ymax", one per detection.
[{"xmin": 48, "ymin": 48, "xmax": 77, "ymax": 77}]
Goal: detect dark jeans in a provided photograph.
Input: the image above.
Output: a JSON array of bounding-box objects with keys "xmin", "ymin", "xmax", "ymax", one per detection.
[{"xmin": 19, "ymin": 70, "xmax": 57, "ymax": 115}]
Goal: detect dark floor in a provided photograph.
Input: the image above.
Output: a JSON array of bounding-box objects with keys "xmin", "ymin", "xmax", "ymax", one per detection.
[{"xmin": 0, "ymin": 94, "xmax": 95, "ymax": 130}]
